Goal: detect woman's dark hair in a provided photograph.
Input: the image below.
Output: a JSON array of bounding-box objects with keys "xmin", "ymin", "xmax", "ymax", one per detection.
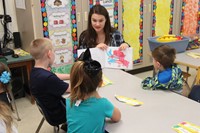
[
  {"xmin": 152, "ymin": 45, "xmax": 176, "ymax": 69},
  {"xmin": 79, "ymin": 4, "xmax": 116, "ymax": 48}
]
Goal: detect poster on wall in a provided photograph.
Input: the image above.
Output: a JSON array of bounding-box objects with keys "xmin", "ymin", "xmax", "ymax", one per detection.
[
  {"xmin": 41, "ymin": 0, "xmax": 78, "ymax": 73},
  {"xmin": 151, "ymin": 0, "xmax": 173, "ymax": 36},
  {"xmin": 180, "ymin": 0, "xmax": 200, "ymax": 36},
  {"xmin": 122, "ymin": 0, "xmax": 143, "ymax": 64}
]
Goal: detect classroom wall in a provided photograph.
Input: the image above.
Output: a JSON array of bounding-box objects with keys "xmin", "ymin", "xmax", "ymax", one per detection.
[{"xmin": 0, "ymin": 0, "xmax": 18, "ymax": 38}]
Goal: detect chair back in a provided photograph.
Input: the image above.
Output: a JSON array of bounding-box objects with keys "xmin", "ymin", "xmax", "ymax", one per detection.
[
  {"xmin": 35, "ymin": 98, "xmax": 61, "ymax": 126},
  {"xmin": 188, "ymin": 85, "xmax": 200, "ymax": 103}
]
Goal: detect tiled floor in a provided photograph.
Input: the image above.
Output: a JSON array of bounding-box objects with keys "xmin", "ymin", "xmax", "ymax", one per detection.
[
  {"xmin": 14, "ymin": 66, "xmax": 197, "ymax": 133},
  {"xmin": 14, "ymin": 97, "xmax": 65, "ymax": 133}
]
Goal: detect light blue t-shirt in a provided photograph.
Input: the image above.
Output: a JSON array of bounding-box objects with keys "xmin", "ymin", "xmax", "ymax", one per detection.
[{"xmin": 66, "ymin": 97, "xmax": 114, "ymax": 133}]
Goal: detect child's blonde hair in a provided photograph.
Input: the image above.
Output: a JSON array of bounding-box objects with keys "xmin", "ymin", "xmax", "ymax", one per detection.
[
  {"xmin": 70, "ymin": 61, "xmax": 102, "ymax": 106},
  {"xmin": 30, "ymin": 38, "xmax": 53, "ymax": 60},
  {"xmin": 0, "ymin": 101, "xmax": 14, "ymax": 133},
  {"xmin": 152, "ymin": 45, "xmax": 176, "ymax": 69}
]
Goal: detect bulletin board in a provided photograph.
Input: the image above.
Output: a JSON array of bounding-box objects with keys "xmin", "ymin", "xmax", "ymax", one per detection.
[
  {"xmin": 40, "ymin": 0, "xmax": 78, "ymax": 74},
  {"xmin": 89, "ymin": 0, "xmax": 118, "ymax": 28},
  {"xmin": 122, "ymin": 0, "xmax": 143, "ymax": 64},
  {"xmin": 152, "ymin": 0, "xmax": 173, "ymax": 36},
  {"xmin": 180, "ymin": 0, "xmax": 200, "ymax": 36}
]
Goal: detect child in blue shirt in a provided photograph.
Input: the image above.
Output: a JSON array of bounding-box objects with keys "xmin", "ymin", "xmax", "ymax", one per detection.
[
  {"xmin": 66, "ymin": 48, "xmax": 121, "ymax": 133},
  {"xmin": 141, "ymin": 45, "xmax": 183, "ymax": 92}
]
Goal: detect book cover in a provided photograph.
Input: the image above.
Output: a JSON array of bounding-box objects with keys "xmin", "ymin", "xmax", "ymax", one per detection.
[{"xmin": 77, "ymin": 47, "xmax": 133, "ymax": 69}]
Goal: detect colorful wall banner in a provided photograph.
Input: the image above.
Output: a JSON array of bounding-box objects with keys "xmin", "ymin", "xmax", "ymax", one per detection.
[
  {"xmin": 123, "ymin": 0, "xmax": 143, "ymax": 64},
  {"xmin": 41, "ymin": 0, "xmax": 77, "ymax": 73},
  {"xmin": 152, "ymin": 0, "xmax": 172, "ymax": 36},
  {"xmin": 180, "ymin": 0, "xmax": 200, "ymax": 36}
]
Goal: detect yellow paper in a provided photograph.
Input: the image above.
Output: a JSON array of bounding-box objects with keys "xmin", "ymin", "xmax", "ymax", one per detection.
[
  {"xmin": 173, "ymin": 121, "xmax": 200, "ymax": 133},
  {"xmin": 172, "ymin": 125, "xmax": 191, "ymax": 133},
  {"xmin": 179, "ymin": 122, "xmax": 200, "ymax": 133},
  {"xmin": 14, "ymin": 48, "xmax": 30, "ymax": 56},
  {"xmin": 115, "ymin": 95, "xmax": 143, "ymax": 106},
  {"xmin": 101, "ymin": 74, "xmax": 112, "ymax": 87},
  {"xmin": 186, "ymin": 52, "xmax": 200, "ymax": 59}
]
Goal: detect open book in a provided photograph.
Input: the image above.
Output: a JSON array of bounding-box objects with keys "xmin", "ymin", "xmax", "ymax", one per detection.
[{"xmin": 77, "ymin": 47, "xmax": 133, "ymax": 69}]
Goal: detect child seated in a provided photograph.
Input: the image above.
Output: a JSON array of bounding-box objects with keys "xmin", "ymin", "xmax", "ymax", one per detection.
[
  {"xmin": 0, "ymin": 101, "xmax": 18, "ymax": 133},
  {"xmin": 141, "ymin": 45, "xmax": 183, "ymax": 92},
  {"xmin": 66, "ymin": 48, "xmax": 121, "ymax": 133},
  {"xmin": 29, "ymin": 38, "xmax": 70, "ymax": 128}
]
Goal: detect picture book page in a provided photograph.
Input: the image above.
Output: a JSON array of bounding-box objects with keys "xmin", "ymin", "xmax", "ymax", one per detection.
[
  {"xmin": 105, "ymin": 47, "xmax": 133, "ymax": 69},
  {"xmin": 77, "ymin": 47, "xmax": 133, "ymax": 69},
  {"xmin": 77, "ymin": 48, "xmax": 105, "ymax": 67}
]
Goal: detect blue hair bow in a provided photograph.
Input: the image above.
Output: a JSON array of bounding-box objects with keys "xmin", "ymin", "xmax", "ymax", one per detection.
[{"xmin": 0, "ymin": 71, "xmax": 11, "ymax": 84}]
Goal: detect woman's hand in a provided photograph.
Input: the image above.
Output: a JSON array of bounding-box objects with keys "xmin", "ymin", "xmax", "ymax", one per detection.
[
  {"xmin": 119, "ymin": 43, "xmax": 129, "ymax": 50},
  {"xmin": 96, "ymin": 43, "xmax": 108, "ymax": 50}
]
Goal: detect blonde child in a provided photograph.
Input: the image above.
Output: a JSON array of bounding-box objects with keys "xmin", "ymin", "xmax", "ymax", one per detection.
[
  {"xmin": 142, "ymin": 45, "xmax": 183, "ymax": 92},
  {"xmin": 30, "ymin": 38, "xmax": 70, "ymax": 129},
  {"xmin": 66, "ymin": 48, "xmax": 121, "ymax": 133},
  {"xmin": 0, "ymin": 101, "xmax": 18, "ymax": 133}
]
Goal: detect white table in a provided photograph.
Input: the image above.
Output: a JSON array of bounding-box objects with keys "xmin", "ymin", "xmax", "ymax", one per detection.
[
  {"xmin": 100, "ymin": 69, "xmax": 200, "ymax": 133},
  {"xmin": 175, "ymin": 48, "xmax": 200, "ymax": 85}
]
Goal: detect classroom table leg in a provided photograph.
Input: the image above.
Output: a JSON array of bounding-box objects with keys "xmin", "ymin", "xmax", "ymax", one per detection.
[{"xmin": 195, "ymin": 68, "xmax": 200, "ymax": 85}]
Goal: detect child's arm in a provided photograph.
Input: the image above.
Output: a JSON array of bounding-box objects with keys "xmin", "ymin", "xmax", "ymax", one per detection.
[
  {"xmin": 56, "ymin": 73, "xmax": 70, "ymax": 80},
  {"xmin": 141, "ymin": 77, "xmax": 156, "ymax": 90},
  {"xmin": 110, "ymin": 107, "xmax": 121, "ymax": 122},
  {"xmin": 66, "ymin": 84, "xmax": 71, "ymax": 93}
]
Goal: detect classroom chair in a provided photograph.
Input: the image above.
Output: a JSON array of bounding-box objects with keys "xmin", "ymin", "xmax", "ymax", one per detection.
[
  {"xmin": 182, "ymin": 71, "xmax": 191, "ymax": 82},
  {"xmin": 188, "ymin": 85, "xmax": 200, "ymax": 103},
  {"xmin": 35, "ymin": 98, "xmax": 63, "ymax": 133},
  {"xmin": 0, "ymin": 56, "xmax": 21, "ymax": 121}
]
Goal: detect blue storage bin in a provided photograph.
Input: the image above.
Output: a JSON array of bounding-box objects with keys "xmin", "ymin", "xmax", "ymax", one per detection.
[{"xmin": 148, "ymin": 36, "xmax": 190, "ymax": 53}]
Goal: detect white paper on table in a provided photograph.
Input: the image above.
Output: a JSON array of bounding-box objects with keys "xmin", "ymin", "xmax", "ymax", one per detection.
[{"xmin": 77, "ymin": 47, "xmax": 133, "ymax": 70}]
